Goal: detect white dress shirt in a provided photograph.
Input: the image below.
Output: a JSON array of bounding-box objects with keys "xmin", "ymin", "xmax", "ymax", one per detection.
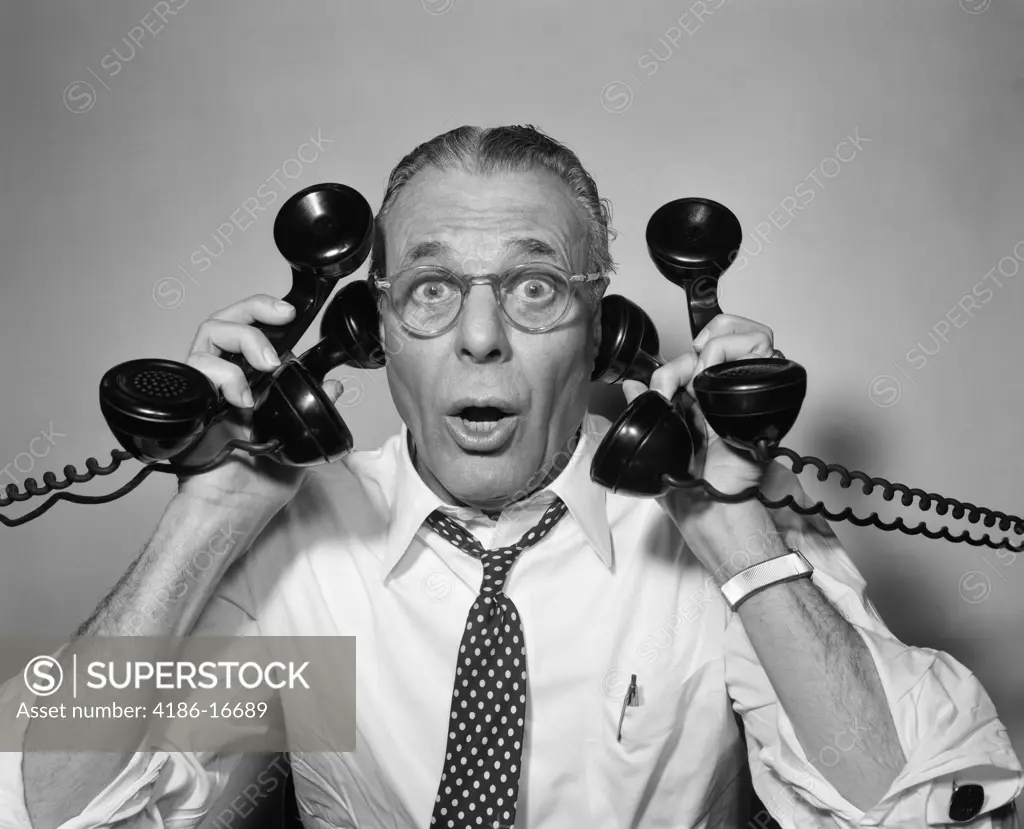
[{"xmin": 1, "ymin": 412, "xmax": 1021, "ymax": 828}]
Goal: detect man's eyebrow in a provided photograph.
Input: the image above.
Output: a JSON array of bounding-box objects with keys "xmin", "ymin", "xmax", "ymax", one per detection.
[
  {"xmin": 502, "ymin": 237, "xmax": 560, "ymax": 260},
  {"xmin": 401, "ymin": 240, "xmax": 453, "ymax": 267},
  {"xmin": 399, "ymin": 237, "xmax": 562, "ymax": 268}
]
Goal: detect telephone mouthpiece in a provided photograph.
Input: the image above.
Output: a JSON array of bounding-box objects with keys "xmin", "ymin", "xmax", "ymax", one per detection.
[{"xmin": 99, "ymin": 359, "xmax": 219, "ymax": 462}]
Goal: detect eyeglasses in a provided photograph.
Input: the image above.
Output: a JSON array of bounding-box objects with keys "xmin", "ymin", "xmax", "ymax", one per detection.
[{"xmin": 373, "ymin": 263, "xmax": 606, "ymax": 336}]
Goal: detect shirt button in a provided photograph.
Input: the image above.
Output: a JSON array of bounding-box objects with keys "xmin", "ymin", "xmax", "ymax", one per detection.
[{"xmin": 948, "ymin": 783, "xmax": 984, "ymax": 822}]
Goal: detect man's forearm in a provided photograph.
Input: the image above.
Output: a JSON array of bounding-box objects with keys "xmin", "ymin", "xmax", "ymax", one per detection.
[
  {"xmin": 22, "ymin": 491, "xmax": 266, "ymax": 829},
  {"xmin": 687, "ymin": 499, "xmax": 907, "ymax": 812}
]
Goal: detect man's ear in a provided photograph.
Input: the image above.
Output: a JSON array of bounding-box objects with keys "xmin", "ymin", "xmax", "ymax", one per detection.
[
  {"xmin": 372, "ymin": 291, "xmax": 391, "ymax": 365},
  {"xmin": 591, "ymin": 278, "xmax": 609, "ymax": 354}
]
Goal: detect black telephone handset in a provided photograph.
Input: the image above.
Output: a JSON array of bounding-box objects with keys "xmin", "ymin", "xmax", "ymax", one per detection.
[
  {"xmin": 590, "ymin": 197, "xmax": 807, "ymax": 496},
  {"xmin": 97, "ymin": 183, "xmax": 383, "ymax": 469}
]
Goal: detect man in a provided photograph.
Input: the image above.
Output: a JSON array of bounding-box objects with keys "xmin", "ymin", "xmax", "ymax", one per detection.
[{"xmin": 4, "ymin": 125, "xmax": 1022, "ymax": 828}]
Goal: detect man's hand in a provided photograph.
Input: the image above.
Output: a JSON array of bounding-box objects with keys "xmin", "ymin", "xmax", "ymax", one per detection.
[
  {"xmin": 621, "ymin": 313, "xmax": 779, "ymax": 575},
  {"xmin": 621, "ymin": 312, "xmax": 777, "ymax": 494},
  {"xmin": 178, "ymin": 293, "xmax": 346, "ymax": 507}
]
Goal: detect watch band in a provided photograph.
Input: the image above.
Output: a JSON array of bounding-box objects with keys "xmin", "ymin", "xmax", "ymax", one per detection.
[{"xmin": 720, "ymin": 549, "xmax": 813, "ymax": 610}]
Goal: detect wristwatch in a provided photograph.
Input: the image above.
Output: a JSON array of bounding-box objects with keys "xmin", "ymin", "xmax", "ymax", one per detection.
[{"xmin": 720, "ymin": 548, "xmax": 813, "ymax": 610}]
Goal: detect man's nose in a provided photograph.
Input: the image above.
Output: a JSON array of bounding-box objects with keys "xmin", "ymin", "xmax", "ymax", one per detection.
[{"xmin": 455, "ymin": 283, "xmax": 512, "ymax": 362}]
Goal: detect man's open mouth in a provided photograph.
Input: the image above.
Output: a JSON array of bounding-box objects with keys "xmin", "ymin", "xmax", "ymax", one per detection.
[
  {"xmin": 444, "ymin": 401, "xmax": 521, "ymax": 451},
  {"xmin": 454, "ymin": 405, "xmax": 515, "ymax": 432}
]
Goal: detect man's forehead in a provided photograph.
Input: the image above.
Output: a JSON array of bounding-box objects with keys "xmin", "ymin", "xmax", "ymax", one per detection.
[
  {"xmin": 399, "ymin": 237, "xmax": 562, "ymax": 268},
  {"xmin": 384, "ymin": 167, "xmax": 588, "ymax": 258}
]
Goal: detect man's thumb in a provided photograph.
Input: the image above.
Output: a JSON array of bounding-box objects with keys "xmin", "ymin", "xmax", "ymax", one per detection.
[
  {"xmin": 322, "ymin": 378, "xmax": 344, "ymax": 403},
  {"xmin": 622, "ymin": 379, "xmax": 648, "ymax": 406}
]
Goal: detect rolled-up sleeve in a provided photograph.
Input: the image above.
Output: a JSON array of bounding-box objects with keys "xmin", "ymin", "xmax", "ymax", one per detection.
[
  {"xmin": 0, "ymin": 553, "xmax": 260, "ymax": 829},
  {"xmin": 724, "ymin": 461, "xmax": 1024, "ymax": 828}
]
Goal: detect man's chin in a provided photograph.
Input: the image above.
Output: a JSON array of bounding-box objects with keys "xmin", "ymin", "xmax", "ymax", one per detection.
[
  {"xmin": 441, "ymin": 456, "xmax": 541, "ymax": 510},
  {"xmin": 415, "ymin": 420, "xmax": 552, "ymax": 508}
]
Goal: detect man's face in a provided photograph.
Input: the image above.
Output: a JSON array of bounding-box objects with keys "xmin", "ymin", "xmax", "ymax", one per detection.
[{"xmin": 380, "ymin": 166, "xmax": 601, "ymax": 511}]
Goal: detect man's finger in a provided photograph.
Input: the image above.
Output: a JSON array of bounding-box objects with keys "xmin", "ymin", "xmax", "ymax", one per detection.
[
  {"xmin": 622, "ymin": 379, "xmax": 648, "ymax": 406},
  {"xmin": 208, "ymin": 294, "xmax": 296, "ymax": 325},
  {"xmin": 692, "ymin": 314, "xmax": 773, "ymax": 350},
  {"xmin": 694, "ymin": 332, "xmax": 773, "ymax": 375},
  {"xmin": 322, "ymin": 379, "xmax": 344, "ymax": 403},
  {"xmin": 188, "ymin": 320, "xmax": 281, "ymax": 368},
  {"xmin": 649, "ymin": 352, "xmax": 698, "ymax": 400}
]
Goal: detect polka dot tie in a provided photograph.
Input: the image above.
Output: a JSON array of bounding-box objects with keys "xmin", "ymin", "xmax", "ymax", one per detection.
[{"xmin": 425, "ymin": 498, "xmax": 569, "ymax": 829}]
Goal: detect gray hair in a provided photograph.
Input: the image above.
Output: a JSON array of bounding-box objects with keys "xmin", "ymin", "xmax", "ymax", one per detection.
[{"xmin": 366, "ymin": 125, "xmax": 617, "ymax": 288}]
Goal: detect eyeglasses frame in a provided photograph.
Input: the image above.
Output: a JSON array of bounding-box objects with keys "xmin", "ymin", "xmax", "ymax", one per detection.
[{"xmin": 372, "ymin": 262, "xmax": 608, "ymax": 336}]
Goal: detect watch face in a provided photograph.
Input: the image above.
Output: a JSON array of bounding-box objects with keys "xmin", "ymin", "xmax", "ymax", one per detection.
[{"xmin": 949, "ymin": 783, "xmax": 984, "ymax": 822}]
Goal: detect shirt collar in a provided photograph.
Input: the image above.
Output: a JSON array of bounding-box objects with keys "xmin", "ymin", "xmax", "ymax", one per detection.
[{"xmin": 383, "ymin": 413, "xmax": 613, "ymax": 578}]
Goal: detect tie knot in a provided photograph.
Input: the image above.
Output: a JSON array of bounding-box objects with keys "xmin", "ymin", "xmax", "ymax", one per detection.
[
  {"xmin": 424, "ymin": 498, "xmax": 569, "ymax": 592},
  {"xmin": 479, "ymin": 547, "xmax": 521, "ymax": 589}
]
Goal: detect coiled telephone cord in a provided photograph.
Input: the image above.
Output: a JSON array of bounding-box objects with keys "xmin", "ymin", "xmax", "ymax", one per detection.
[
  {"xmin": 0, "ymin": 440, "xmax": 281, "ymax": 527},
  {"xmin": 4, "ymin": 440, "xmax": 1022, "ymax": 553},
  {"xmin": 667, "ymin": 441, "xmax": 1024, "ymax": 554}
]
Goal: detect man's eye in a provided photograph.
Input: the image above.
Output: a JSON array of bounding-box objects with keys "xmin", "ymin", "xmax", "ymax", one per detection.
[
  {"xmin": 411, "ymin": 278, "xmax": 457, "ymax": 303},
  {"xmin": 513, "ymin": 277, "xmax": 557, "ymax": 302}
]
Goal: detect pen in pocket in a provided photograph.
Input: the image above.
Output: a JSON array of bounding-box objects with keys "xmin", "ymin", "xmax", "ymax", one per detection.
[{"xmin": 616, "ymin": 673, "xmax": 639, "ymax": 742}]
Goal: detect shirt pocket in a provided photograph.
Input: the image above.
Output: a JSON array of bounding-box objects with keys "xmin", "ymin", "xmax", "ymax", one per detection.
[{"xmin": 582, "ymin": 682, "xmax": 687, "ymax": 828}]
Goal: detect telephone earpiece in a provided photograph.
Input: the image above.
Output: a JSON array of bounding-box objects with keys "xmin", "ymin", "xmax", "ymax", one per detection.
[
  {"xmin": 590, "ymin": 197, "xmax": 807, "ymax": 496},
  {"xmin": 589, "ymin": 294, "xmax": 662, "ymax": 384},
  {"xmin": 99, "ymin": 183, "xmax": 376, "ymax": 466}
]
